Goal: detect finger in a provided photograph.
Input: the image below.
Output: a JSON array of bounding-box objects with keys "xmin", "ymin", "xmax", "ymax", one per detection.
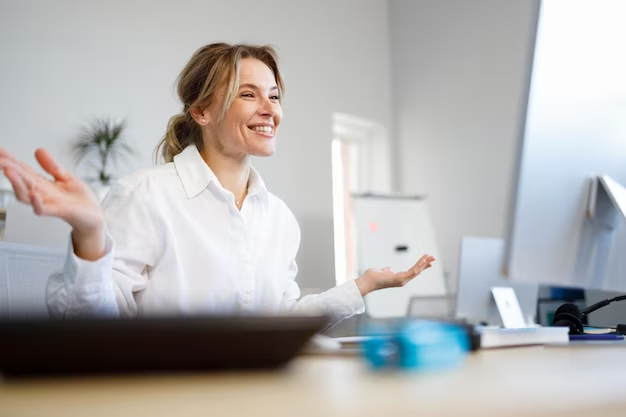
[
  {"xmin": 408, "ymin": 255, "xmax": 430, "ymax": 273},
  {"xmin": 35, "ymin": 149, "xmax": 71, "ymax": 182},
  {"xmin": 30, "ymin": 184, "xmax": 44, "ymax": 215},
  {"xmin": 0, "ymin": 156, "xmax": 48, "ymax": 189},
  {"xmin": 416, "ymin": 254, "xmax": 430, "ymax": 265},
  {"xmin": 422, "ymin": 255, "xmax": 435, "ymax": 266},
  {"xmin": 389, "ymin": 256, "xmax": 434, "ymax": 286},
  {"xmin": 382, "ymin": 266, "xmax": 391, "ymax": 272},
  {"xmin": 0, "ymin": 148, "xmax": 19, "ymax": 161},
  {"xmin": 4, "ymin": 168, "xmax": 31, "ymax": 204},
  {"xmin": 1, "ymin": 155, "xmax": 61, "ymax": 200},
  {"xmin": 0, "ymin": 155, "xmax": 20, "ymax": 171}
]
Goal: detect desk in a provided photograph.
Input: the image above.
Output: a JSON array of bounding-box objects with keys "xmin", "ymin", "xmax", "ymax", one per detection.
[{"xmin": 1, "ymin": 344, "xmax": 625, "ymax": 417}]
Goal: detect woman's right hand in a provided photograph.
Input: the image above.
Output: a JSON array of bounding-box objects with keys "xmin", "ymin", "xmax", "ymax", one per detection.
[{"xmin": 0, "ymin": 148, "xmax": 107, "ymax": 261}]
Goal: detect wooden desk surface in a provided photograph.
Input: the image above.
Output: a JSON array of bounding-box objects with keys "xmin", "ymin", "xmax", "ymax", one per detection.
[{"xmin": 1, "ymin": 344, "xmax": 625, "ymax": 417}]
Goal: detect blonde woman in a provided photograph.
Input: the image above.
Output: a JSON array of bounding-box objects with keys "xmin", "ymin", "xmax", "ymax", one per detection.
[{"xmin": 0, "ymin": 43, "xmax": 434, "ymax": 325}]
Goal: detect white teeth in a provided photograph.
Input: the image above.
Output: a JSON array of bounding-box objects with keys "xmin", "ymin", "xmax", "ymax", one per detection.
[{"xmin": 251, "ymin": 126, "xmax": 273, "ymax": 133}]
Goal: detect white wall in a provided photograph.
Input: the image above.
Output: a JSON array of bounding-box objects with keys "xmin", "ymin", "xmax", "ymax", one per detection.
[
  {"xmin": 0, "ymin": 0, "xmax": 392, "ymax": 290},
  {"xmin": 389, "ymin": 0, "xmax": 540, "ymax": 291}
]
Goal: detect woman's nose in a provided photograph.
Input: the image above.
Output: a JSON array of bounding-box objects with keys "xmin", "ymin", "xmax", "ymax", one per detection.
[{"xmin": 258, "ymin": 97, "xmax": 277, "ymax": 116}]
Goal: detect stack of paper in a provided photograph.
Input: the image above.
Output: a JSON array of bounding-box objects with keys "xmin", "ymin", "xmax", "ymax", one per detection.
[{"xmin": 476, "ymin": 326, "xmax": 570, "ymax": 349}]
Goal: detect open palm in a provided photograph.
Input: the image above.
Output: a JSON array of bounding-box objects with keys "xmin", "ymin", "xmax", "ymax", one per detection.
[
  {"xmin": 0, "ymin": 148, "xmax": 104, "ymax": 235},
  {"xmin": 356, "ymin": 254, "xmax": 436, "ymax": 296}
]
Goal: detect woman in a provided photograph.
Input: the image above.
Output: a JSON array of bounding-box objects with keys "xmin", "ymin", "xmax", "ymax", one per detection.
[{"xmin": 0, "ymin": 43, "xmax": 434, "ymax": 326}]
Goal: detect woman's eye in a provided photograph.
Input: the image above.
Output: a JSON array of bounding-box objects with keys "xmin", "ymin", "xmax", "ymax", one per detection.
[
  {"xmin": 241, "ymin": 93, "xmax": 254, "ymax": 98},
  {"xmin": 271, "ymin": 95, "xmax": 280, "ymax": 100}
]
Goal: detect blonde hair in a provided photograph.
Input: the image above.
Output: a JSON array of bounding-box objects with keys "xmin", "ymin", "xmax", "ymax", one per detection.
[{"xmin": 155, "ymin": 42, "xmax": 285, "ymax": 163}]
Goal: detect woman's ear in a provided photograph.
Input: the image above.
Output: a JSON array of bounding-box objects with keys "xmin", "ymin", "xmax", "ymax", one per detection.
[{"xmin": 190, "ymin": 105, "xmax": 211, "ymax": 126}]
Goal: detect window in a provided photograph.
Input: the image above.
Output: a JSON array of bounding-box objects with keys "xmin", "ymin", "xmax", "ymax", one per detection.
[{"xmin": 331, "ymin": 113, "xmax": 391, "ymax": 285}]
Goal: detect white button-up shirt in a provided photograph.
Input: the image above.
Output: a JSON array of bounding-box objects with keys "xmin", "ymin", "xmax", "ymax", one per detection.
[{"xmin": 46, "ymin": 145, "xmax": 365, "ymax": 327}]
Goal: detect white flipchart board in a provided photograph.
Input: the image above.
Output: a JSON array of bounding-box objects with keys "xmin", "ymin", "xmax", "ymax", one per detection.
[{"xmin": 351, "ymin": 194, "xmax": 446, "ymax": 318}]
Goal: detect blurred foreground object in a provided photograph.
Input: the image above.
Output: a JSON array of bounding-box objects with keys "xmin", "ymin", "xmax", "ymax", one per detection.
[{"xmin": 361, "ymin": 319, "xmax": 471, "ymax": 371}]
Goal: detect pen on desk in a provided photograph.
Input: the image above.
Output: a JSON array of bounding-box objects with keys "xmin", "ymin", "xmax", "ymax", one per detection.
[{"xmin": 569, "ymin": 334, "xmax": 624, "ymax": 341}]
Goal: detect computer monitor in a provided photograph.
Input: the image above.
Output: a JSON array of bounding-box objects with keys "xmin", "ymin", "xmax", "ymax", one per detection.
[{"xmin": 502, "ymin": 0, "xmax": 626, "ymax": 292}]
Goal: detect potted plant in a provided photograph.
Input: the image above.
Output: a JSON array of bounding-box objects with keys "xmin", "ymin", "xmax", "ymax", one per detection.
[{"xmin": 71, "ymin": 117, "xmax": 133, "ymax": 200}]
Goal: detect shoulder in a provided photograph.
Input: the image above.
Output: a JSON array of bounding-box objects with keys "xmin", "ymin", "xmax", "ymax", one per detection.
[
  {"xmin": 101, "ymin": 163, "xmax": 181, "ymax": 212},
  {"xmin": 107, "ymin": 163, "xmax": 178, "ymax": 196}
]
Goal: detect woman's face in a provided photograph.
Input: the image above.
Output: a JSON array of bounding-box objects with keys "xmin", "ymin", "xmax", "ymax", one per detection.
[{"xmin": 201, "ymin": 58, "xmax": 283, "ymax": 158}]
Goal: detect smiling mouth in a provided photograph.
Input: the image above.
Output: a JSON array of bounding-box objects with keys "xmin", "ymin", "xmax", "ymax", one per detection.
[{"xmin": 248, "ymin": 125, "xmax": 275, "ymax": 136}]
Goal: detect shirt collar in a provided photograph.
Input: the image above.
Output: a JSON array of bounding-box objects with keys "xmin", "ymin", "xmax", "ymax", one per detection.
[{"xmin": 174, "ymin": 144, "xmax": 268, "ymax": 200}]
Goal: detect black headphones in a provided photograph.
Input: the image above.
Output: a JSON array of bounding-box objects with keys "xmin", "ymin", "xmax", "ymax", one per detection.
[
  {"xmin": 552, "ymin": 303, "xmax": 585, "ymax": 335},
  {"xmin": 552, "ymin": 297, "xmax": 626, "ymax": 335}
]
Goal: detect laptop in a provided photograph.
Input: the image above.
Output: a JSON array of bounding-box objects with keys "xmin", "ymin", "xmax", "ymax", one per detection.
[
  {"xmin": 0, "ymin": 315, "xmax": 328, "ymax": 377},
  {"xmin": 455, "ymin": 237, "xmax": 538, "ymax": 326}
]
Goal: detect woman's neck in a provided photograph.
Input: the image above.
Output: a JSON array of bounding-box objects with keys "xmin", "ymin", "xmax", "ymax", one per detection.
[{"xmin": 200, "ymin": 144, "xmax": 250, "ymax": 204}]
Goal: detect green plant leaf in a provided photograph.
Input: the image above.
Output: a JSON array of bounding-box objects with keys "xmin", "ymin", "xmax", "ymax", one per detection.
[{"xmin": 71, "ymin": 116, "xmax": 132, "ymax": 183}]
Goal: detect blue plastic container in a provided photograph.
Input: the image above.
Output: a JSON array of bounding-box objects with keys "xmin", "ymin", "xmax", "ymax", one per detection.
[{"xmin": 361, "ymin": 319, "xmax": 470, "ymax": 371}]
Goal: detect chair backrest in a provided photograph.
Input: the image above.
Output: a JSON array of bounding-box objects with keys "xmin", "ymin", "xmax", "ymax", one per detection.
[
  {"xmin": 0, "ymin": 242, "xmax": 65, "ymax": 319},
  {"xmin": 454, "ymin": 236, "xmax": 538, "ymax": 326}
]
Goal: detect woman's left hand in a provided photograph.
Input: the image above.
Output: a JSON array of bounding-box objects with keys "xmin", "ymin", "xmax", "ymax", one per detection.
[{"xmin": 355, "ymin": 254, "xmax": 436, "ymax": 296}]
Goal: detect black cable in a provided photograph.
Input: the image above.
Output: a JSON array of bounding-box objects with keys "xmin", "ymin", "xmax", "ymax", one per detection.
[{"xmin": 581, "ymin": 295, "xmax": 626, "ymax": 319}]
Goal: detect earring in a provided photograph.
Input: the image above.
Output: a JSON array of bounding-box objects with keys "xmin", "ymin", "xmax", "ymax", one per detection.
[{"xmin": 201, "ymin": 118, "xmax": 206, "ymax": 123}]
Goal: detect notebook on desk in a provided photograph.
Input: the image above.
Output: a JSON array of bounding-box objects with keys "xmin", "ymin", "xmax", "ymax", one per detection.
[
  {"xmin": 475, "ymin": 326, "xmax": 570, "ymax": 349},
  {"xmin": 0, "ymin": 315, "xmax": 328, "ymax": 377}
]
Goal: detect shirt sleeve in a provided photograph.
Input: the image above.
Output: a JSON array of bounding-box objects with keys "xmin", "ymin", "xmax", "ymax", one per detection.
[
  {"xmin": 277, "ymin": 209, "xmax": 365, "ymax": 328},
  {"xmin": 280, "ymin": 259, "xmax": 366, "ymax": 330},
  {"xmin": 46, "ymin": 180, "xmax": 161, "ymax": 319}
]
